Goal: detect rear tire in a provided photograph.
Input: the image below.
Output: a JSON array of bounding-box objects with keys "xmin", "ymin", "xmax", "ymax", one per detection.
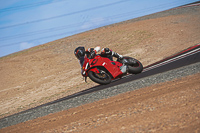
[
  {"xmin": 126, "ymin": 58, "xmax": 143, "ymax": 74},
  {"xmin": 88, "ymin": 70, "xmax": 111, "ymax": 85}
]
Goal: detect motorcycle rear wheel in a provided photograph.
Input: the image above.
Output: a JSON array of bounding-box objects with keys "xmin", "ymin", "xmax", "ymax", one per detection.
[
  {"xmin": 126, "ymin": 58, "xmax": 143, "ymax": 74},
  {"xmin": 88, "ymin": 70, "xmax": 111, "ymax": 85}
]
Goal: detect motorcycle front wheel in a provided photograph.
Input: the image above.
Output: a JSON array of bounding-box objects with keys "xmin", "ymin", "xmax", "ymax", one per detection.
[{"xmin": 88, "ymin": 70, "xmax": 111, "ymax": 85}]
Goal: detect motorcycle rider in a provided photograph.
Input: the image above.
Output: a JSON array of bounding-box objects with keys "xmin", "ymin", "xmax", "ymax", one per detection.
[{"xmin": 74, "ymin": 46, "xmax": 127, "ymax": 74}]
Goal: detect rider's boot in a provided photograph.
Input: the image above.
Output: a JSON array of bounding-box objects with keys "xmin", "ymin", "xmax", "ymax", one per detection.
[
  {"xmin": 119, "ymin": 58, "xmax": 129, "ymax": 74},
  {"xmin": 120, "ymin": 64, "xmax": 127, "ymax": 74}
]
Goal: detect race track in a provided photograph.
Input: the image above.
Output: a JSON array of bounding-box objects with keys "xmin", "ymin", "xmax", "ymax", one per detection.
[{"xmin": 0, "ymin": 44, "xmax": 199, "ymax": 129}]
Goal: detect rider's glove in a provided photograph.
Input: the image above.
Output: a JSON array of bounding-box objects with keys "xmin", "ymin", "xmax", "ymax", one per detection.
[{"xmin": 90, "ymin": 51, "xmax": 96, "ymax": 59}]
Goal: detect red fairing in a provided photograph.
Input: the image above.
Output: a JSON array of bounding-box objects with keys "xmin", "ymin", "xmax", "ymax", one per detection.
[{"xmin": 82, "ymin": 55, "xmax": 123, "ymax": 79}]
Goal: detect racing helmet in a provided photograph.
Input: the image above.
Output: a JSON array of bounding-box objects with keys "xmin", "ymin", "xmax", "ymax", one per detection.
[{"xmin": 74, "ymin": 46, "xmax": 85, "ymax": 59}]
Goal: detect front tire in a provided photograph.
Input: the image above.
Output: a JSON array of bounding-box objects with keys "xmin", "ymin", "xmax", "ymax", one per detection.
[{"xmin": 88, "ymin": 70, "xmax": 111, "ymax": 85}]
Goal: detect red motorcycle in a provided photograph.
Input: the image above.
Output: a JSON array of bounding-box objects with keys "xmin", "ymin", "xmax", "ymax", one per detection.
[{"xmin": 82, "ymin": 53, "xmax": 143, "ymax": 85}]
